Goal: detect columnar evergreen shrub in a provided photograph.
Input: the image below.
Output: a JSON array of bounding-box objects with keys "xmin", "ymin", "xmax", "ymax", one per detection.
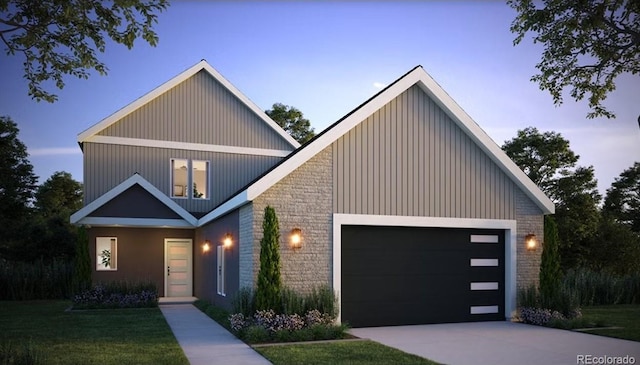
[
  {"xmin": 540, "ymin": 215, "xmax": 562, "ymax": 308},
  {"xmin": 72, "ymin": 226, "xmax": 91, "ymax": 293},
  {"xmin": 255, "ymin": 206, "xmax": 282, "ymax": 312}
]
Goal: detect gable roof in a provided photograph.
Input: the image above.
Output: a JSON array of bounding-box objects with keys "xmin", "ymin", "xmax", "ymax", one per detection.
[
  {"xmin": 71, "ymin": 174, "xmax": 197, "ymax": 228},
  {"xmin": 199, "ymin": 66, "xmax": 554, "ymax": 226},
  {"xmin": 77, "ymin": 60, "xmax": 300, "ymax": 148}
]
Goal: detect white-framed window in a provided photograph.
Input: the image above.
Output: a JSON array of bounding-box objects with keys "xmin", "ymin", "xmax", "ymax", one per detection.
[
  {"xmin": 192, "ymin": 160, "xmax": 208, "ymax": 199},
  {"xmin": 170, "ymin": 158, "xmax": 209, "ymax": 199},
  {"xmin": 96, "ymin": 237, "xmax": 117, "ymax": 271},
  {"xmin": 217, "ymin": 245, "xmax": 225, "ymax": 296},
  {"xmin": 171, "ymin": 158, "xmax": 188, "ymax": 198}
]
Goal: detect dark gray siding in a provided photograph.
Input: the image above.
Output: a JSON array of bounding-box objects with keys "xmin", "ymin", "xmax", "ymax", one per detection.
[
  {"xmin": 332, "ymin": 84, "xmax": 516, "ymax": 219},
  {"xmin": 98, "ymin": 70, "xmax": 293, "ymax": 151},
  {"xmin": 89, "ymin": 185, "xmax": 182, "ymax": 219},
  {"xmin": 84, "ymin": 143, "xmax": 283, "ymax": 212},
  {"xmin": 194, "ymin": 210, "xmax": 239, "ymax": 310},
  {"xmin": 88, "ymin": 227, "xmax": 194, "ymax": 297}
]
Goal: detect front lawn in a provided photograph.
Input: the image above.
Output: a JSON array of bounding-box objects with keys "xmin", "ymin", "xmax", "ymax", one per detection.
[
  {"xmin": 254, "ymin": 340, "xmax": 441, "ymax": 365},
  {"xmin": 0, "ymin": 301, "xmax": 188, "ymax": 365},
  {"xmin": 579, "ymin": 305, "xmax": 640, "ymax": 342}
]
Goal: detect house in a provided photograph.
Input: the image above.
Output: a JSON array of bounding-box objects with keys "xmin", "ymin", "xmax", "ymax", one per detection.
[{"xmin": 71, "ymin": 60, "xmax": 554, "ymax": 328}]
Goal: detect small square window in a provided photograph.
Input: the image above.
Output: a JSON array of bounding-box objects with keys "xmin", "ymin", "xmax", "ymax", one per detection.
[{"xmin": 96, "ymin": 237, "xmax": 117, "ymax": 271}]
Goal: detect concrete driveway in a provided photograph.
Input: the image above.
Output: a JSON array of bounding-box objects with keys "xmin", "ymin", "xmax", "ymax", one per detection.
[{"xmin": 351, "ymin": 321, "xmax": 640, "ymax": 365}]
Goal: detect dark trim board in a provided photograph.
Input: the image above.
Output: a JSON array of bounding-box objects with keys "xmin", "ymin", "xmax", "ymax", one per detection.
[{"xmin": 341, "ymin": 225, "xmax": 505, "ymax": 327}]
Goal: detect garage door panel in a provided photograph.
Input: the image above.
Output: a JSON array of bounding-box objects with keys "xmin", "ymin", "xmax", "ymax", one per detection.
[{"xmin": 341, "ymin": 225, "xmax": 505, "ymax": 327}]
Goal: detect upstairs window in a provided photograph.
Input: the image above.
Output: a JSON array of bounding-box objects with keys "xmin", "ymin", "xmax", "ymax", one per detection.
[
  {"xmin": 171, "ymin": 158, "xmax": 209, "ymax": 199},
  {"xmin": 171, "ymin": 159, "xmax": 188, "ymax": 198},
  {"xmin": 192, "ymin": 160, "xmax": 208, "ymax": 199}
]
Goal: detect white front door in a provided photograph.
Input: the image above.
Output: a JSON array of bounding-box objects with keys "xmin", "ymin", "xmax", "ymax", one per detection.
[{"xmin": 164, "ymin": 239, "xmax": 193, "ymax": 297}]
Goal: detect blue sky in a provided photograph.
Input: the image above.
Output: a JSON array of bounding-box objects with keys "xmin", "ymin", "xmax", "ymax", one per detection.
[{"xmin": 0, "ymin": 1, "xmax": 638, "ymax": 197}]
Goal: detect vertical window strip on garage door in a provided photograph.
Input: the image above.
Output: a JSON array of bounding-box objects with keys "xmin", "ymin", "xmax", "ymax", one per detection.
[{"xmin": 469, "ymin": 234, "xmax": 501, "ymax": 315}]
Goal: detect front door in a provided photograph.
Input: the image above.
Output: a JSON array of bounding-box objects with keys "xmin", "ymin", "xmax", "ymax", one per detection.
[{"xmin": 164, "ymin": 239, "xmax": 193, "ymax": 297}]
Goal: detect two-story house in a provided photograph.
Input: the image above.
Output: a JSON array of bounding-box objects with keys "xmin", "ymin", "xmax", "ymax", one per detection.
[{"xmin": 71, "ymin": 60, "xmax": 554, "ymax": 327}]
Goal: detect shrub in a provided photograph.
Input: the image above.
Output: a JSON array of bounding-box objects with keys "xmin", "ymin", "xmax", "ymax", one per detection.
[
  {"xmin": 561, "ymin": 268, "xmax": 640, "ymax": 305},
  {"xmin": 255, "ymin": 206, "xmax": 282, "ymax": 312},
  {"xmin": 72, "ymin": 281, "xmax": 158, "ymax": 309},
  {"xmin": 540, "ymin": 216, "xmax": 561, "ymax": 302},
  {"xmin": 517, "ymin": 284, "xmax": 580, "ymax": 325},
  {"xmin": 0, "ymin": 258, "xmax": 73, "ymax": 300},
  {"xmin": 72, "ymin": 226, "xmax": 91, "ymax": 294},
  {"xmin": 243, "ymin": 325, "xmax": 270, "ymax": 343},
  {"xmin": 231, "ymin": 287, "xmax": 254, "ymax": 317}
]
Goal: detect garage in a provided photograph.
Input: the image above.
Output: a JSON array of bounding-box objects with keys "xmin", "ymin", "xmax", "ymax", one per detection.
[{"xmin": 341, "ymin": 225, "xmax": 505, "ymax": 327}]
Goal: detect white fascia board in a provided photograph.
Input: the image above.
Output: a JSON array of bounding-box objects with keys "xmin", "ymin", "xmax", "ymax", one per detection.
[
  {"xmin": 70, "ymin": 174, "xmax": 197, "ymax": 226},
  {"xmin": 77, "ymin": 60, "xmax": 300, "ymax": 149},
  {"xmin": 77, "ymin": 217, "xmax": 194, "ymax": 228},
  {"xmin": 197, "ymin": 190, "xmax": 249, "ymax": 226},
  {"xmin": 246, "ymin": 68, "xmax": 424, "ymax": 201},
  {"xmin": 414, "ymin": 72, "xmax": 555, "ymax": 214},
  {"xmin": 87, "ymin": 135, "xmax": 292, "ymax": 157}
]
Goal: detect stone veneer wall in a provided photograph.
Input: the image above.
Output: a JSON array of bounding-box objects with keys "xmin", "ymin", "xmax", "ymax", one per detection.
[
  {"xmin": 250, "ymin": 147, "xmax": 333, "ymax": 294},
  {"xmin": 239, "ymin": 203, "xmax": 254, "ymax": 289},
  {"xmin": 515, "ymin": 189, "xmax": 544, "ymax": 291}
]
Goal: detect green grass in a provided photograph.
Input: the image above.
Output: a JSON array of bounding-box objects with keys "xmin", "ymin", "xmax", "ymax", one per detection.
[
  {"xmin": 254, "ymin": 340, "xmax": 441, "ymax": 365},
  {"xmin": 580, "ymin": 305, "xmax": 640, "ymax": 342},
  {"xmin": 0, "ymin": 301, "xmax": 189, "ymax": 365}
]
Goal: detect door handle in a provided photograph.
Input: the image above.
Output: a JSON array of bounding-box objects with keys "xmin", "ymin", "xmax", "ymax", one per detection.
[{"xmin": 167, "ymin": 266, "xmax": 170, "ymax": 276}]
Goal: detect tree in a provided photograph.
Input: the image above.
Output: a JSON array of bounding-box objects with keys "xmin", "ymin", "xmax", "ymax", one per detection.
[
  {"xmin": 502, "ymin": 127, "xmax": 578, "ymax": 197},
  {"xmin": 266, "ymin": 103, "xmax": 315, "ymax": 144},
  {"xmin": 255, "ymin": 206, "xmax": 282, "ymax": 312},
  {"xmin": 503, "ymin": 127, "xmax": 600, "ymax": 269},
  {"xmin": 540, "ymin": 215, "xmax": 561, "ymax": 306},
  {"xmin": 603, "ymin": 162, "xmax": 640, "ymax": 234},
  {"xmin": 73, "ymin": 225, "xmax": 92, "ymax": 293},
  {"xmin": 508, "ymin": 0, "xmax": 640, "ymax": 119},
  {"xmin": 35, "ymin": 171, "xmax": 83, "ymax": 217},
  {"xmin": 0, "ymin": 0, "xmax": 169, "ymax": 103},
  {"xmin": 0, "ymin": 116, "xmax": 37, "ymax": 256},
  {"xmin": 586, "ymin": 216, "xmax": 640, "ymax": 275}
]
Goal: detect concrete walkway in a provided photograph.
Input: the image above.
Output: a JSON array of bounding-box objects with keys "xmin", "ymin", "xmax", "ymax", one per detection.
[
  {"xmin": 351, "ymin": 321, "xmax": 640, "ymax": 365},
  {"xmin": 160, "ymin": 304, "xmax": 271, "ymax": 365}
]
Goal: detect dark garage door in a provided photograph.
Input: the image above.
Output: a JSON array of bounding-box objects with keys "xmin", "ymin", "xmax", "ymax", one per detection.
[{"xmin": 341, "ymin": 225, "xmax": 505, "ymax": 328}]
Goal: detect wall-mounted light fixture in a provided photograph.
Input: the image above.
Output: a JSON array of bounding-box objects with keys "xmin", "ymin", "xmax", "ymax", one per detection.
[
  {"xmin": 525, "ymin": 233, "xmax": 538, "ymax": 251},
  {"xmin": 202, "ymin": 240, "xmax": 211, "ymax": 253},
  {"xmin": 290, "ymin": 228, "xmax": 302, "ymax": 250},
  {"xmin": 223, "ymin": 233, "xmax": 233, "ymax": 248}
]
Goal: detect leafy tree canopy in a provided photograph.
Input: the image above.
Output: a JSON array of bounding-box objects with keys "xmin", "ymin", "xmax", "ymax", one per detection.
[
  {"xmin": 35, "ymin": 171, "xmax": 83, "ymax": 217},
  {"xmin": 0, "ymin": 0, "xmax": 169, "ymax": 103},
  {"xmin": 266, "ymin": 103, "xmax": 315, "ymax": 144},
  {"xmin": 502, "ymin": 126, "xmax": 578, "ymax": 197},
  {"xmin": 603, "ymin": 162, "xmax": 640, "ymax": 233},
  {"xmin": 508, "ymin": 0, "xmax": 640, "ymax": 119},
  {"xmin": 0, "ymin": 115, "xmax": 37, "ymax": 222},
  {"xmin": 503, "ymin": 127, "xmax": 601, "ymax": 269}
]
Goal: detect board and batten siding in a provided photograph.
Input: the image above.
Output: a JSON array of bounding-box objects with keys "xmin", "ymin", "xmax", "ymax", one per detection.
[
  {"xmin": 83, "ymin": 142, "xmax": 283, "ymax": 212},
  {"xmin": 97, "ymin": 70, "xmax": 293, "ymax": 151},
  {"xmin": 332, "ymin": 84, "xmax": 517, "ymax": 219}
]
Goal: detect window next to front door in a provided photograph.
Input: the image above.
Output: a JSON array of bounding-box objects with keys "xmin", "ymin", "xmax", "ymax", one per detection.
[{"xmin": 171, "ymin": 158, "xmax": 209, "ymax": 199}]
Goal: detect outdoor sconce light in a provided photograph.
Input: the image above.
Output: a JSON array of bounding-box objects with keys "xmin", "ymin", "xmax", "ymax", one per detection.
[
  {"xmin": 223, "ymin": 233, "xmax": 233, "ymax": 248},
  {"xmin": 525, "ymin": 234, "xmax": 538, "ymax": 251},
  {"xmin": 202, "ymin": 240, "xmax": 211, "ymax": 253},
  {"xmin": 290, "ymin": 228, "xmax": 302, "ymax": 250}
]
